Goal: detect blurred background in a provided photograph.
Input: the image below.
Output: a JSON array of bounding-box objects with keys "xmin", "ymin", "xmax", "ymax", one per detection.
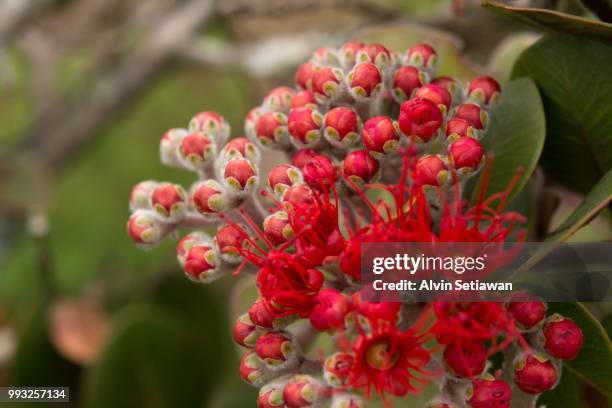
[{"xmin": 0, "ymin": 0, "xmax": 610, "ymax": 407}]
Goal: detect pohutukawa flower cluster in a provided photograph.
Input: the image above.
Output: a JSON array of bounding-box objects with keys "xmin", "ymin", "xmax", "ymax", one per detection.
[{"xmin": 127, "ymin": 41, "xmax": 583, "ymax": 407}]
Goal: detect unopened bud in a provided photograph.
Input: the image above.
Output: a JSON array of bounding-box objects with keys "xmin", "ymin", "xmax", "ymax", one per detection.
[
  {"xmin": 356, "ymin": 43, "xmax": 392, "ymax": 71},
  {"xmin": 455, "ymin": 103, "xmax": 486, "ymax": 129},
  {"xmin": 129, "ymin": 180, "xmax": 158, "ymax": 211},
  {"xmin": 513, "ymin": 353, "xmax": 558, "ymax": 394},
  {"xmin": 240, "ymin": 350, "xmax": 269, "ymax": 387},
  {"xmin": 324, "ymin": 107, "xmax": 361, "ymax": 148},
  {"xmin": 188, "ymin": 111, "xmax": 230, "ymax": 144},
  {"xmin": 347, "ymin": 62, "xmax": 383, "ymax": 101},
  {"xmin": 178, "ymin": 131, "xmax": 216, "ymax": 171},
  {"xmin": 291, "ymin": 90, "xmax": 318, "ymax": 110},
  {"xmin": 177, "ymin": 231, "xmax": 209, "ymax": 266},
  {"xmin": 449, "ymin": 137, "xmax": 484, "ymax": 171},
  {"xmin": 295, "ymin": 62, "xmax": 318, "ymax": 91},
  {"xmin": 234, "ymin": 313, "xmax": 260, "ymax": 348},
  {"xmin": 263, "ymin": 86, "xmax": 296, "ymax": 113},
  {"xmin": 127, "ymin": 210, "xmax": 168, "ymax": 248},
  {"xmin": 392, "ymin": 65, "xmax": 426, "ymax": 103},
  {"xmin": 342, "ymin": 149, "xmax": 380, "ymax": 186},
  {"xmin": 312, "ymin": 67, "xmax": 344, "ymax": 102},
  {"xmin": 160, "ymin": 128, "xmax": 187, "ymax": 167},
  {"xmin": 414, "ymin": 155, "xmax": 448, "ymax": 187},
  {"xmin": 398, "ymin": 98, "xmax": 443, "ymax": 143},
  {"xmin": 541, "ymin": 314, "xmax": 583, "ymax": 360},
  {"xmin": 415, "ymin": 83, "xmax": 452, "ymax": 112},
  {"xmin": 215, "ymin": 223, "xmax": 247, "ymax": 264},
  {"xmin": 405, "ymin": 43, "xmax": 437, "ymax": 69},
  {"xmin": 362, "ymin": 116, "xmax": 399, "ymax": 157},
  {"xmin": 324, "ymin": 352, "xmax": 354, "ymax": 387},
  {"xmin": 468, "ymin": 76, "xmax": 501, "ymax": 105},
  {"xmin": 255, "ymin": 112, "xmax": 290, "ymax": 148},
  {"xmin": 222, "ymin": 158, "xmax": 259, "ymax": 196},
  {"xmin": 288, "ymin": 107, "xmax": 324, "ymax": 147},
  {"xmin": 283, "ymin": 375, "xmax": 323, "ymax": 408},
  {"xmin": 338, "ymin": 40, "xmax": 365, "ymax": 69},
  {"xmin": 184, "ymin": 244, "xmax": 223, "ymax": 283},
  {"xmin": 255, "ymin": 331, "xmax": 300, "ymax": 368},
  {"xmin": 150, "ymin": 183, "xmax": 187, "ymax": 223},
  {"xmin": 466, "ymin": 378, "xmax": 511, "ymax": 408},
  {"xmin": 223, "ymin": 137, "xmax": 261, "ymax": 163},
  {"xmin": 191, "ymin": 180, "xmax": 230, "ymax": 216}
]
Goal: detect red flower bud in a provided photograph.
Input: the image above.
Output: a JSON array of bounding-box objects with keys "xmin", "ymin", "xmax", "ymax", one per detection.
[
  {"xmin": 223, "ymin": 137, "xmax": 260, "ymax": 162},
  {"xmin": 362, "ymin": 116, "xmax": 399, "ymax": 156},
  {"xmin": 177, "ymin": 231, "xmax": 208, "ymax": 265},
  {"xmin": 414, "ymin": 155, "xmax": 448, "ymax": 186},
  {"xmin": 507, "ymin": 298, "xmax": 546, "ymax": 329},
  {"xmin": 339, "ymin": 40, "xmax": 365, "ymax": 68},
  {"xmin": 287, "ymin": 107, "xmax": 324, "ymax": 146},
  {"xmin": 542, "ymin": 315, "xmax": 583, "ymax": 360},
  {"xmin": 263, "ymin": 211, "xmax": 294, "ymax": 246},
  {"xmin": 291, "ymin": 90, "xmax": 317, "ymax": 109},
  {"xmin": 309, "ymin": 289, "xmax": 353, "ymax": 331},
  {"xmin": 466, "ymin": 378, "xmax": 511, "ymax": 408},
  {"xmin": 233, "ymin": 313, "xmax": 259, "ymax": 348},
  {"xmin": 324, "ymin": 107, "xmax": 361, "ymax": 147},
  {"xmin": 192, "ymin": 180, "xmax": 227, "ymax": 215},
  {"xmin": 312, "ymin": 67, "xmax": 343, "ymax": 101},
  {"xmin": 295, "ymin": 62, "xmax": 318, "ymax": 91},
  {"xmin": 188, "ymin": 111, "xmax": 229, "ymax": 144},
  {"xmin": 215, "ymin": 224, "xmax": 246, "ymax": 263},
  {"xmin": 258, "ymin": 382, "xmax": 285, "ymax": 408},
  {"xmin": 449, "ymin": 137, "xmax": 484, "ymax": 170},
  {"xmin": 342, "ymin": 149, "xmax": 380, "ymax": 185},
  {"xmin": 282, "ymin": 184, "xmax": 314, "ymax": 209},
  {"xmin": 160, "ymin": 128, "xmax": 187, "ymax": 167},
  {"xmin": 267, "ymin": 164, "xmax": 303, "ymax": 196},
  {"xmin": 513, "ymin": 354, "xmax": 558, "ymax": 394},
  {"xmin": 184, "ymin": 244, "xmax": 221, "ymax": 282},
  {"xmin": 455, "ymin": 103, "xmax": 485, "ymax": 129},
  {"xmin": 415, "ymin": 84, "xmax": 452, "ymax": 111},
  {"xmin": 283, "ymin": 375, "xmax": 322, "ymax": 408},
  {"xmin": 468, "ymin": 76, "xmax": 501, "ymax": 105},
  {"xmin": 302, "ymin": 154, "xmax": 337, "ymax": 191},
  {"xmin": 129, "ymin": 180, "xmax": 157, "ymax": 211},
  {"xmin": 405, "ymin": 43, "xmax": 437, "ymax": 68},
  {"xmin": 348, "ymin": 62, "xmax": 383, "ymax": 100},
  {"xmin": 150, "ymin": 183, "xmax": 187, "ymax": 222},
  {"xmin": 392, "ymin": 65, "xmax": 424, "ymax": 102},
  {"xmin": 324, "ymin": 352, "xmax": 354, "ymax": 387},
  {"xmin": 356, "ymin": 43, "xmax": 392, "ymax": 70},
  {"xmin": 127, "ymin": 210, "xmax": 166, "ymax": 248},
  {"xmin": 443, "ymin": 341, "xmax": 487, "ymax": 377},
  {"xmin": 249, "ymin": 299, "xmax": 295, "ymax": 330},
  {"xmin": 255, "ymin": 112, "xmax": 289, "ymax": 147},
  {"xmin": 263, "ymin": 86, "xmax": 296, "ymax": 113},
  {"xmin": 445, "ymin": 118, "xmax": 472, "ymax": 140},
  {"xmin": 431, "ymin": 76, "xmax": 459, "ymax": 95},
  {"xmin": 291, "ymin": 148, "xmax": 318, "ymax": 169},
  {"xmin": 223, "ymin": 158, "xmax": 259, "ymax": 194},
  {"xmin": 239, "ymin": 350, "xmax": 268, "ymax": 386},
  {"xmin": 312, "ymin": 47, "xmax": 337, "ymax": 66},
  {"xmin": 255, "ymin": 331, "xmax": 297, "ymax": 367},
  {"xmin": 179, "ymin": 132, "xmax": 215, "ymax": 170},
  {"xmin": 398, "ymin": 98, "xmax": 443, "ymax": 142}
]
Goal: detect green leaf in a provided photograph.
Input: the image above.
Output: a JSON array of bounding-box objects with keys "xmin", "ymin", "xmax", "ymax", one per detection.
[
  {"xmin": 482, "ymin": 0, "xmax": 612, "ymax": 42},
  {"xmin": 547, "ymin": 168, "xmax": 612, "ymax": 242},
  {"xmin": 547, "ymin": 302, "xmax": 612, "ymax": 397},
  {"xmin": 470, "ymin": 78, "xmax": 546, "ymax": 204},
  {"xmin": 84, "ymin": 305, "xmax": 214, "ymax": 408},
  {"xmin": 538, "ymin": 369, "xmax": 587, "ymax": 408},
  {"xmin": 511, "ymin": 34, "xmax": 612, "ymax": 194}
]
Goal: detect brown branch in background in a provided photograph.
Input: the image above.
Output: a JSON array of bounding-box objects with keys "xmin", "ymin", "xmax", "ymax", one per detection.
[{"xmin": 580, "ymin": 0, "xmax": 612, "ymax": 22}]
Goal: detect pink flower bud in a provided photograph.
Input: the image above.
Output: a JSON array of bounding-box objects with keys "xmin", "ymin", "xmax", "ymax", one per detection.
[
  {"xmin": 542, "ymin": 315, "xmax": 583, "ymax": 360},
  {"xmin": 415, "ymin": 155, "xmax": 448, "ymax": 187},
  {"xmin": 356, "ymin": 43, "xmax": 392, "ymax": 70},
  {"xmin": 392, "ymin": 65, "xmax": 425, "ymax": 102},
  {"xmin": 192, "ymin": 180, "xmax": 227, "ymax": 215},
  {"xmin": 445, "ymin": 118, "xmax": 472, "ymax": 141},
  {"xmin": 331, "ymin": 394, "xmax": 364, "ymax": 408},
  {"xmin": 415, "ymin": 84, "xmax": 452, "ymax": 111},
  {"xmin": 160, "ymin": 128, "xmax": 187, "ymax": 167},
  {"xmin": 233, "ymin": 313, "xmax": 259, "ymax": 348},
  {"xmin": 263, "ymin": 86, "xmax": 296, "ymax": 113},
  {"xmin": 263, "ymin": 211, "xmax": 294, "ymax": 246},
  {"xmin": 223, "ymin": 137, "xmax": 261, "ymax": 163},
  {"xmin": 468, "ymin": 76, "xmax": 501, "ymax": 105},
  {"xmin": 178, "ymin": 132, "xmax": 216, "ymax": 170},
  {"xmin": 239, "ymin": 350, "xmax": 268, "ymax": 386},
  {"xmin": 283, "ymin": 375, "xmax": 322, "ymax": 408},
  {"xmin": 184, "ymin": 244, "xmax": 221, "ymax": 283},
  {"xmin": 291, "ymin": 90, "xmax": 317, "ymax": 109},
  {"xmin": 455, "ymin": 103, "xmax": 486, "ymax": 129},
  {"xmin": 127, "ymin": 210, "xmax": 167, "ymax": 248},
  {"xmin": 223, "ymin": 158, "xmax": 259, "ymax": 195},
  {"xmin": 362, "ymin": 116, "xmax": 399, "ymax": 156},
  {"xmin": 312, "ymin": 47, "xmax": 338, "ymax": 66},
  {"xmin": 443, "ymin": 341, "xmax": 487, "ymax": 378},
  {"xmin": 513, "ymin": 354, "xmax": 558, "ymax": 394},
  {"xmin": 324, "ymin": 352, "xmax": 354, "ymax": 387},
  {"xmin": 188, "ymin": 111, "xmax": 230, "ymax": 144},
  {"xmin": 312, "ymin": 67, "xmax": 344, "ymax": 101},
  {"xmin": 291, "ymin": 148, "xmax": 319, "ymax": 169},
  {"xmin": 267, "ymin": 164, "xmax": 303, "ymax": 196},
  {"xmin": 258, "ymin": 382, "xmax": 285, "ymax": 408},
  {"xmin": 398, "ymin": 98, "xmax": 443, "ymax": 142},
  {"xmin": 507, "ymin": 297, "xmax": 546, "ymax": 329},
  {"xmin": 347, "ymin": 62, "xmax": 382, "ymax": 100},
  {"xmin": 339, "ymin": 40, "xmax": 365, "ymax": 69},
  {"xmin": 466, "ymin": 378, "xmax": 511, "ymax": 408},
  {"xmin": 255, "ymin": 331, "xmax": 298, "ymax": 367},
  {"xmin": 249, "ymin": 299, "xmax": 295, "ymax": 330},
  {"xmin": 309, "ymin": 289, "xmax": 353, "ymax": 331},
  {"xmin": 150, "ymin": 182, "xmax": 187, "ymax": 222},
  {"xmin": 282, "ymin": 184, "xmax": 314, "ymax": 210},
  {"xmin": 342, "ymin": 149, "xmax": 380, "ymax": 185},
  {"xmin": 129, "ymin": 180, "xmax": 158, "ymax": 211},
  {"xmin": 295, "ymin": 62, "xmax": 318, "ymax": 91},
  {"xmin": 405, "ymin": 43, "xmax": 437, "ymax": 68},
  {"xmin": 324, "ymin": 107, "xmax": 361, "ymax": 147},
  {"xmin": 302, "ymin": 154, "xmax": 337, "ymax": 191},
  {"xmin": 177, "ymin": 231, "xmax": 208, "ymax": 266},
  {"xmin": 245, "ymin": 107, "xmax": 262, "ymax": 142},
  {"xmin": 431, "ymin": 76, "xmax": 460, "ymax": 96},
  {"xmin": 449, "ymin": 137, "xmax": 484, "ymax": 170},
  {"xmin": 287, "ymin": 107, "xmax": 324, "ymax": 146},
  {"xmin": 255, "ymin": 112, "xmax": 289, "ymax": 148},
  {"xmin": 215, "ymin": 224, "xmax": 247, "ymax": 264}
]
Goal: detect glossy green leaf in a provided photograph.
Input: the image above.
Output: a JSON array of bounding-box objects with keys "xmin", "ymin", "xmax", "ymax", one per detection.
[
  {"xmin": 512, "ymin": 34, "xmax": 612, "ymax": 194},
  {"xmin": 482, "ymin": 0, "xmax": 612, "ymax": 41},
  {"xmin": 538, "ymin": 369, "xmax": 587, "ymax": 408},
  {"xmin": 470, "ymin": 78, "xmax": 546, "ymax": 204},
  {"xmin": 547, "ymin": 302, "xmax": 612, "ymax": 397}
]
